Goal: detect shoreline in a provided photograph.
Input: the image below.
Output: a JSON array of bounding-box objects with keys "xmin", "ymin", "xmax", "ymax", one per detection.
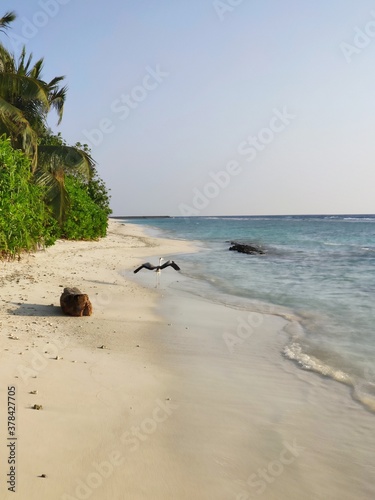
[
  {"xmin": 133, "ymin": 219, "xmax": 375, "ymax": 415},
  {"xmin": 0, "ymin": 220, "xmax": 374, "ymax": 499}
]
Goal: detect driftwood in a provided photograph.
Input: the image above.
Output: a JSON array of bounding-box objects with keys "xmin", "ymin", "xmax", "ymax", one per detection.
[{"xmin": 60, "ymin": 287, "xmax": 92, "ymax": 317}]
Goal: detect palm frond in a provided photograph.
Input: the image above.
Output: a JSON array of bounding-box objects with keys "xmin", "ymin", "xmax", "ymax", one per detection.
[
  {"xmin": 0, "ymin": 73, "xmax": 50, "ymax": 108},
  {"xmin": 47, "ymin": 75, "xmax": 65, "ymax": 88},
  {"xmin": 29, "ymin": 57, "xmax": 44, "ymax": 79},
  {"xmin": 0, "ymin": 96, "xmax": 38, "ymax": 169},
  {"xmin": 34, "ymin": 165, "xmax": 70, "ymax": 224},
  {"xmin": 0, "ymin": 44, "xmax": 15, "ymax": 72},
  {"xmin": 38, "ymin": 145, "xmax": 95, "ymax": 180},
  {"xmin": 48, "ymin": 85, "xmax": 67, "ymax": 124},
  {"xmin": 0, "ymin": 11, "xmax": 16, "ymax": 34}
]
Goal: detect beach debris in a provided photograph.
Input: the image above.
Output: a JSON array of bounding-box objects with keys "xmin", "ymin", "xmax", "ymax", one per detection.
[
  {"xmin": 54, "ymin": 356, "xmax": 61, "ymax": 360},
  {"xmin": 32, "ymin": 404, "xmax": 43, "ymax": 410},
  {"xmin": 60, "ymin": 287, "xmax": 93, "ymax": 317},
  {"xmin": 38, "ymin": 474, "xmax": 47, "ymax": 478},
  {"xmin": 228, "ymin": 242, "xmax": 265, "ymax": 255},
  {"xmin": 30, "ymin": 390, "xmax": 38, "ymax": 395},
  {"xmin": 98, "ymin": 345, "xmax": 107, "ymax": 349}
]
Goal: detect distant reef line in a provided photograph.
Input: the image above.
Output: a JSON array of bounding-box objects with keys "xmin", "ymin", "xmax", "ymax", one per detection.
[{"xmin": 110, "ymin": 216, "xmax": 171, "ymax": 219}]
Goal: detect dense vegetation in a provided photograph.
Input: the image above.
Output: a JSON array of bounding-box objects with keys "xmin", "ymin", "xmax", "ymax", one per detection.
[
  {"xmin": 0, "ymin": 137, "xmax": 58, "ymax": 258},
  {"xmin": 0, "ymin": 11, "xmax": 111, "ymax": 259}
]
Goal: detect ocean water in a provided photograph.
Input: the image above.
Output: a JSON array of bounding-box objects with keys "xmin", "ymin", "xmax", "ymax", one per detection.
[{"xmin": 121, "ymin": 215, "xmax": 375, "ymax": 412}]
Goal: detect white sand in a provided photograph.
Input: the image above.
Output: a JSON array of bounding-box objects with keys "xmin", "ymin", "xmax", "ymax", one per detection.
[
  {"xmin": 0, "ymin": 221, "xmax": 192, "ymax": 499},
  {"xmin": 0, "ymin": 220, "xmax": 374, "ymax": 499}
]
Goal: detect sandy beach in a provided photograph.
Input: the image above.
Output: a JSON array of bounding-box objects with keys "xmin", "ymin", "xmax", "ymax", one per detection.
[
  {"xmin": 0, "ymin": 220, "xmax": 192, "ymax": 499},
  {"xmin": 0, "ymin": 220, "xmax": 374, "ymax": 500}
]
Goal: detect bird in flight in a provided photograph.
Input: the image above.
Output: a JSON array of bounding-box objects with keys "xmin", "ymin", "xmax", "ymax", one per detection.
[{"xmin": 133, "ymin": 258, "xmax": 181, "ymax": 287}]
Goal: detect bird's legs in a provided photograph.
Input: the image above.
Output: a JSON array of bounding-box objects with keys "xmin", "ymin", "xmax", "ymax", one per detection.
[{"xmin": 156, "ymin": 270, "xmax": 161, "ymax": 288}]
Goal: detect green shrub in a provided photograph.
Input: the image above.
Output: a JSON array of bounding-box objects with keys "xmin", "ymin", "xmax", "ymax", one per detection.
[
  {"xmin": 0, "ymin": 137, "xmax": 58, "ymax": 259},
  {"xmin": 87, "ymin": 167, "xmax": 112, "ymax": 217},
  {"xmin": 60, "ymin": 176, "xmax": 108, "ymax": 240}
]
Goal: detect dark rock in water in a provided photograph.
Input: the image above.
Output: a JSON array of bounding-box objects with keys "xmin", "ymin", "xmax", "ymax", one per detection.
[{"xmin": 228, "ymin": 242, "xmax": 265, "ymax": 255}]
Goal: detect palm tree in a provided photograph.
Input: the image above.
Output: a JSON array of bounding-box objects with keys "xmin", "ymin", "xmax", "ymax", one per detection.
[
  {"xmin": 36, "ymin": 135, "xmax": 95, "ymax": 222},
  {"xmin": 0, "ymin": 45, "xmax": 67, "ymax": 171},
  {"xmin": 0, "ymin": 15, "xmax": 95, "ymax": 223},
  {"xmin": 0, "ymin": 12, "xmax": 40, "ymax": 164}
]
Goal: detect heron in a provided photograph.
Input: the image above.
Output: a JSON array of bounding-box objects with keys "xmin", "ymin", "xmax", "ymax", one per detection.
[{"xmin": 133, "ymin": 258, "xmax": 181, "ymax": 287}]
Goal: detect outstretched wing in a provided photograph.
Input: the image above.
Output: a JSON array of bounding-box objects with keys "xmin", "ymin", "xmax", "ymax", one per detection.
[
  {"xmin": 161, "ymin": 260, "xmax": 180, "ymax": 271},
  {"xmin": 170, "ymin": 261, "xmax": 181, "ymax": 271},
  {"xmin": 134, "ymin": 262, "xmax": 157, "ymax": 273}
]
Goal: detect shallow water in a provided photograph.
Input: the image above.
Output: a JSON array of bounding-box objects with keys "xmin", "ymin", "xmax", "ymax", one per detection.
[{"xmin": 120, "ymin": 215, "xmax": 375, "ymax": 411}]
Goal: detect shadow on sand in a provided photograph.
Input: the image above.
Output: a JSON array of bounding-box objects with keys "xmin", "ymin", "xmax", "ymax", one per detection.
[{"xmin": 9, "ymin": 302, "xmax": 63, "ymax": 317}]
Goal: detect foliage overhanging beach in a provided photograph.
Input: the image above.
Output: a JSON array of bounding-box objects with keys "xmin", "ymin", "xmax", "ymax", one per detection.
[{"xmin": 0, "ymin": 11, "xmax": 111, "ymax": 260}]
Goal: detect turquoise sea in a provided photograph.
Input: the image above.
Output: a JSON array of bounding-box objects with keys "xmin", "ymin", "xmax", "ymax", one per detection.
[{"xmin": 120, "ymin": 215, "xmax": 375, "ymax": 412}]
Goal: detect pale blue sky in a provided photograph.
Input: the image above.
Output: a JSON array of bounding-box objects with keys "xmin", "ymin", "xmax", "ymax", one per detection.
[{"xmin": 4, "ymin": 0, "xmax": 375, "ymax": 215}]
